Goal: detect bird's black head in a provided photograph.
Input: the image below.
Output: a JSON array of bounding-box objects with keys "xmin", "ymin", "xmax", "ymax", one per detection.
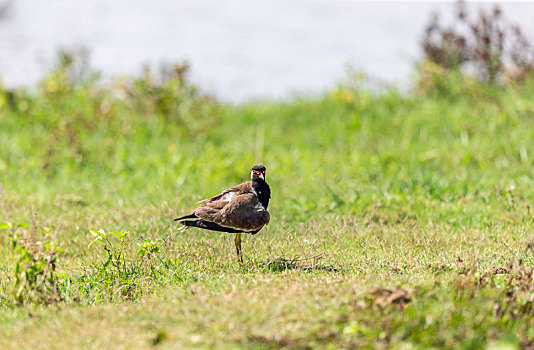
[{"xmin": 251, "ymin": 165, "xmax": 266, "ymax": 181}]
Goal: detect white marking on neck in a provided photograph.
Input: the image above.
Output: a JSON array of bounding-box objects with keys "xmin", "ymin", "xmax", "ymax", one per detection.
[
  {"xmin": 251, "ymin": 183, "xmax": 258, "ymax": 197},
  {"xmin": 254, "ymin": 202, "xmax": 264, "ymax": 210}
]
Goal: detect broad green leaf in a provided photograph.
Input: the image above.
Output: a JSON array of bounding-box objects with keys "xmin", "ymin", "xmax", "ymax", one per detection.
[
  {"xmin": 90, "ymin": 229, "xmax": 107, "ymax": 239},
  {"xmin": 0, "ymin": 222, "xmax": 12, "ymax": 230}
]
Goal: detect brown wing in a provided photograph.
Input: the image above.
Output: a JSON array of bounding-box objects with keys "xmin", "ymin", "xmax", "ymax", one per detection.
[
  {"xmin": 192, "ymin": 200, "xmax": 227, "ymax": 221},
  {"xmin": 197, "ymin": 182, "xmax": 252, "ymax": 204},
  {"xmin": 193, "ymin": 193, "xmax": 269, "ymax": 231},
  {"xmin": 217, "ymin": 193, "xmax": 270, "ymax": 231}
]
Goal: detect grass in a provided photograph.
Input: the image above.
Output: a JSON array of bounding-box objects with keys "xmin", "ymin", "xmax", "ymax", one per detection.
[{"xmin": 1, "ymin": 57, "xmax": 534, "ymax": 348}]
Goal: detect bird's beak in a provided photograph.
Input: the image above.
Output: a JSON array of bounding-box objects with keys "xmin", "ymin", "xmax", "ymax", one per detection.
[{"xmin": 252, "ymin": 171, "xmax": 264, "ymax": 180}]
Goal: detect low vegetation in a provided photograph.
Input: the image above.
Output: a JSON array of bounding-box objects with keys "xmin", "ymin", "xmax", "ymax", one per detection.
[{"xmin": 1, "ymin": 3, "xmax": 534, "ymax": 349}]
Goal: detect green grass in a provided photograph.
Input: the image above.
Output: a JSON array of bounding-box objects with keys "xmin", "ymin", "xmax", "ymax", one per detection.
[{"xmin": 1, "ymin": 60, "xmax": 534, "ymax": 349}]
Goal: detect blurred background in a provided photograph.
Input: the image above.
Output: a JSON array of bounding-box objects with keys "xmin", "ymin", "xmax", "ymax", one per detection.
[{"xmin": 1, "ymin": 0, "xmax": 533, "ymax": 102}]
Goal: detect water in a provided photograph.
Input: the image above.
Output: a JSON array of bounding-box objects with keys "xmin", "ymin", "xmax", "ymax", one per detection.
[{"xmin": 0, "ymin": 1, "xmax": 533, "ymax": 102}]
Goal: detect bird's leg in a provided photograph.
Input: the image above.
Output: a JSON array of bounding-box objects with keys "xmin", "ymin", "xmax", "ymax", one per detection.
[{"xmin": 235, "ymin": 232, "xmax": 243, "ymax": 263}]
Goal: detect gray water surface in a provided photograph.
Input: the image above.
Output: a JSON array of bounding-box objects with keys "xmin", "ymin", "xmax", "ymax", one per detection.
[{"xmin": 0, "ymin": 1, "xmax": 533, "ymax": 102}]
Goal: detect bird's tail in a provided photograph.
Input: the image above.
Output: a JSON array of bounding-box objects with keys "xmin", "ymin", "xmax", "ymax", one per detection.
[
  {"xmin": 179, "ymin": 219, "xmax": 243, "ymax": 233},
  {"xmin": 174, "ymin": 213, "xmax": 196, "ymax": 221},
  {"xmin": 177, "ymin": 225, "xmax": 189, "ymax": 233}
]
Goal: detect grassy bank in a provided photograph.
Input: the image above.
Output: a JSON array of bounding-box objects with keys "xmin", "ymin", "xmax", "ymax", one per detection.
[{"xmin": 1, "ymin": 60, "xmax": 534, "ymax": 348}]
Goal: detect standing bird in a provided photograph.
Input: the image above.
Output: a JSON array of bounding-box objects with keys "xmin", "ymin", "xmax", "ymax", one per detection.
[{"xmin": 174, "ymin": 165, "xmax": 271, "ymax": 262}]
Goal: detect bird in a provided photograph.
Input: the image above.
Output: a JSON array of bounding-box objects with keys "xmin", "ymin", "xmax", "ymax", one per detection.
[{"xmin": 174, "ymin": 165, "xmax": 271, "ymax": 263}]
